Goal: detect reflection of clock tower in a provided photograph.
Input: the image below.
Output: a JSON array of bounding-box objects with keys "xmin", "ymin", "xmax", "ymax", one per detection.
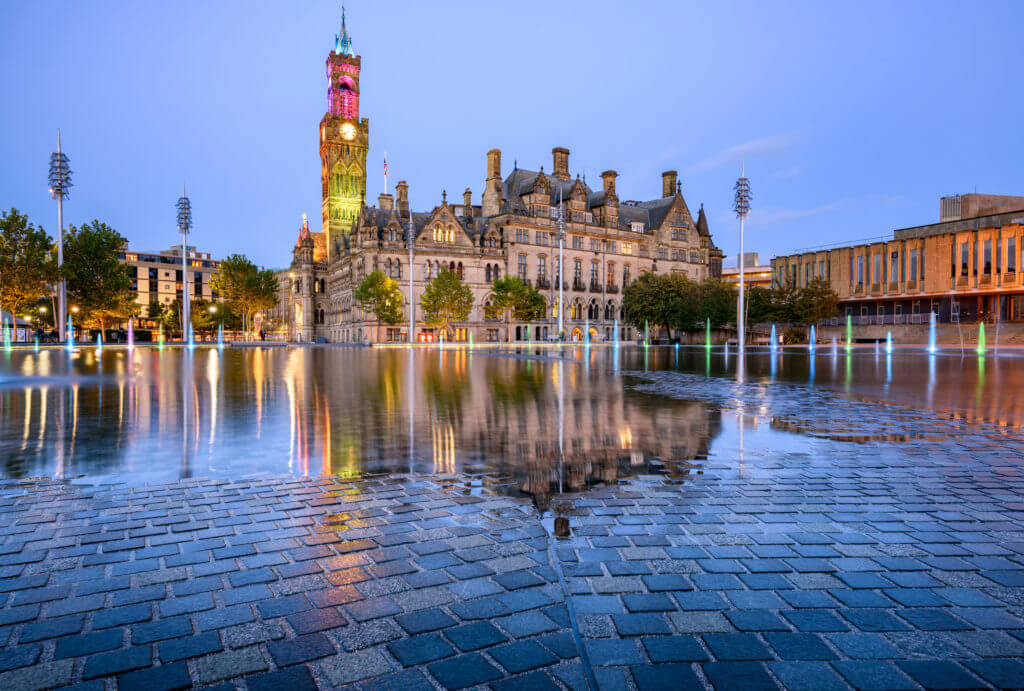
[{"xmin": 319, "ymin": 7, "xmax": 368, "ymax": 260}]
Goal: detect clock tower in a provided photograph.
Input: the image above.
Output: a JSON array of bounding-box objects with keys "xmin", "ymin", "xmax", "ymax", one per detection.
[{"xmin": 319, "ymin": 7, "xmax": 368, "ymax": 260}]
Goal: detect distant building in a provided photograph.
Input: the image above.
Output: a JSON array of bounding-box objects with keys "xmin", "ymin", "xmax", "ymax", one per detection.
[
  {"xmin": 771, "ymin": 196, "xmax": 1024, "ymax": 324},
  {"xmin": 721, "ymin": 252, "xmax": 772, "ymax": 290},
  {"xmin": 118, "ymin": 244, "xmax": 221, "ymax": 316}
]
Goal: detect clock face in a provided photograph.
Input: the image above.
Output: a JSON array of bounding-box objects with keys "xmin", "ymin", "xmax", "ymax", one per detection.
[{"xmin": 340, "ymin": 123, "xmax": 356, "ymax": 141}]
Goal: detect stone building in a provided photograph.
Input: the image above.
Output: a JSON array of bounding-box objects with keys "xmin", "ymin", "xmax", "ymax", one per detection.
[{"xmin": 281, "ymin": 11, "xmax": 722, "ymax": 343}]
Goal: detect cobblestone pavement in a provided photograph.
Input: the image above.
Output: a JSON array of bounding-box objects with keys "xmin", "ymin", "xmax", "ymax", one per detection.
[{"xmin": 1, "ymin": 454, "xmax": 1023, "ymax": 690}]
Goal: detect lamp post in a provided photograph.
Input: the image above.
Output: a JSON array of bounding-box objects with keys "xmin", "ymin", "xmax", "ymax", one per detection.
[
  {"xmin": 48, "ymin": 131, "xmax": 72, "ymax": 342},
  {"xmin": 733, "ymin": 164, "xmax": 751, "ymax": 351},
  {"xmin": 288, "ymin": 271, "xmax": 295, "ymax": 342},
  {"xmin": 176, "ymin": 184, "xmax": 193, "ymax": 344}
]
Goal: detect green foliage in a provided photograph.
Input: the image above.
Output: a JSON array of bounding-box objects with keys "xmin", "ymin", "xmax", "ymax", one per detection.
[
  {"xmin": 211, "ymin": 254, "xmax": 279, "ymax": 334},
  {"xmin": 355, "ymin": 270, "xmax": 405, "ymax": 340},
  {"xmin": 420, "ymin": 268, "xmax": 473, "ymax": 340},
  {"xmin": 783, "ymin": 326, "xmax": 807, "ymax": 344},
  {"xmin": 0, "ymin": 208, "xmax": 58, "ymax": 325},
  {"xmin": 748, "ymin": 277, "xmax": 838, "ymax": 326},
  {"xmin": 622, "ymin": 273, "xmax": 736, "ymax": 335},
  {"xmin": 485, "ymin": 276, "xmax": 545, "ymax": 342},
  {"xmin": 63, "ymin": 220, "xmax": 135, "ymax": 330}
]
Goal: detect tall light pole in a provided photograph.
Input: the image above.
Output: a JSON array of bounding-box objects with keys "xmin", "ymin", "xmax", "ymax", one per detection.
[
  {"xmin": 176, "ymin": 184, "xmax": 193, "ymax": 344},
  {"xmin": 733, "ymin": 163, "xmax": 752, "ymax": 350},
  {"xmin": 407, "ymin": 212, "xmax": 415, "ymax": 345},
  {"xmin": 557, "ymin": 188, "xmax": 565, "ymax": 340},
  {"xmin": 48, "ymin": 131, "xmax": 72, "ymax": 342}
]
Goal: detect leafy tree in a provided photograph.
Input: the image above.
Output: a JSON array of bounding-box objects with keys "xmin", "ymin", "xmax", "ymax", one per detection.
[
  {"xmin": 793, "ymin": 277, "xmax": 839, "ymax": 325},
  {"xmin": 693, "ymin": 279, "xmax": 737, "ymax": 329},
  {"xmin": 420, "ymin": 268, "xmax": 473, "ymax": 341},
  {"xmin": 354, "ymin": 270, "xmax": 405, "ymax": 342},
  {"xmin": 622, "ymin": 272, "xmax": 693, "ymax": 338},
  {"xmin": 63, "ymin": 221, "xmax": 135, "ymax": 331},
  {"xmin": 485, "ymin": 276, "xmax": 545, "ymax": 342},
  {"xmin": 0, "ymin": 208, "xmax": 58, "ymax": 329},
  {"xmin": 211, "ymin": 254, "xmax": 279, "ymax": 336}
]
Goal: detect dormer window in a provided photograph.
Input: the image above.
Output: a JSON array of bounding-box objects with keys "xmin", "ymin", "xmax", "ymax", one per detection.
[{"xmin": 630, "ymin": 222, "xmax": 645, "ymax": 233}]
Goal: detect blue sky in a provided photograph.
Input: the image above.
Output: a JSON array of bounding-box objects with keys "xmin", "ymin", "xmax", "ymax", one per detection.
[{"xmin": 2, "ymin": 1, "xmax": 1022, "ymax": 268}]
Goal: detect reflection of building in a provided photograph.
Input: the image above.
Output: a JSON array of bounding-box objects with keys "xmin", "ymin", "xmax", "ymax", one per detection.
[
  {"xmin": 281, "ymin": 10, "xmax": 723, "ymax": 344},
  {"xmin": 771, "ymin": 195, "xmax": 1024, "ymax": 324},
  {"xmin": 722, "ymin": 252, "xmax": 772, "ymax": 290},
  {"xmin": 118, "ymin": 243, "xmax": 221, "ymax": 313}
]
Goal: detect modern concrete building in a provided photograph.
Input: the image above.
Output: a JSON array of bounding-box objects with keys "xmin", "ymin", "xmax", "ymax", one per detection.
[
  {"xmin": 118, "ymin": 244, "xmax": 221, "ymax": 317},
  {"xmin": 771, "ymin": 196, "xmax": 1024, "ymax": 326},
  {"xmin": 721, "ymin": 252, "xmax": 772, "ymax": 291}
]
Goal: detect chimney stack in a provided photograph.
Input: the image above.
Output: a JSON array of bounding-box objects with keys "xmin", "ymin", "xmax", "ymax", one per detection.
[
  {"xmin": 601, "ymin": 170, "xmax": 618, "ymax": 193},
  {"xmin": 463, "ymin": 188, "xmax": 472, "ymax": 211},
  {"xmin": 552, "ymin": 147, "xmax": 570, "ymax": 181},
  {"xmin": 378, "ymin": 192, "xmax": 394, "ymax": 211},
  {"xmin": 395, "ymin": 180, "xmax": 409, "ymax": 217},
  {"xmin": 482, "ymin": 148, "xmax": 503, "ymax": 217},
  {"xmin": 662, "ymin": 171, "xmax": 678, "ymax": 198}
]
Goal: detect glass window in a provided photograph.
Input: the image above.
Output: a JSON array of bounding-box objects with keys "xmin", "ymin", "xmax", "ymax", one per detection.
[
  {"xmin": 1009, "ymin": 237, "xmax": 1017, "ymax": 272},
  {"xmin": 961, "ymin": 242, "xmax": 969, "ymax": 276},
  {"xmin": 984, "ymin": 240, "xmax": 992, "ymax": 274},
  {"xmin": 856, "ymin": 256, "xmax": 864, "ymax": 286},
  {"xmin": 517, "ymin": 254, "xmax": 527, "ymax": 279},
  {"xmin": 909, "ymin": 248, "xmax": 918, "ymax": 282},
  {"xmin": 873, "ymin": 253, "xmax": 881, "ymax": 284},
  {"xmin": 890, "ymin": 251, "xmax": 898, "ymax": 284}
]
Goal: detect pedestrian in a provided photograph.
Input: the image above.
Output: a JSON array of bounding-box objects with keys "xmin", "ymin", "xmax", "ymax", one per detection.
[{"xmin": 259, "ymin": 328, "xmax": 265, "ymax": 342}]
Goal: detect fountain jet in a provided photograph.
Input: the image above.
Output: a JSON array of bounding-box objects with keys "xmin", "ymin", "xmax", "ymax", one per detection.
[
  {"xmin": 885, "ymin": 331, "xmax": 893, "ymax": 354},
  {"xmin": 927, "ymin": 311, "xmax": 937, "ymax": 354},
  {"xmin": 977, "ymin": 321, "xmax": 986, "ymax": 354},
  {"xmin": 808, "ymin": 325, "xmax": 816, "ymax": 351},
  {"xmin": 127, "ymin": 317, "xmax": 135, "ymax": 349}
]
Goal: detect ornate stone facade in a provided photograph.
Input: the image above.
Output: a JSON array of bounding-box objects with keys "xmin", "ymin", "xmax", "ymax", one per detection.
[{"xmin": 280, "ymin": 13, "xmax": 723, "ymax": 344}]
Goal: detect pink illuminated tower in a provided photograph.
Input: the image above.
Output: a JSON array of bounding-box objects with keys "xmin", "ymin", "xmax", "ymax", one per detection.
[{"xmin": 319, "ymin": 6, "xmax": 368, "ymax": 260}]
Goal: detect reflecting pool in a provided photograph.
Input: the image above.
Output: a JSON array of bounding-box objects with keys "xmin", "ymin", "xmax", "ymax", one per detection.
[{"xmin": 1, "ymin": 346, "xmax": 1022, "ymax": 493}]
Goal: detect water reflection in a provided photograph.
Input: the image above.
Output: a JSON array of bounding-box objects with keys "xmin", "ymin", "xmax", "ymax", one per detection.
[{"xmin": 2, "ymin": 346, "xmax": 1024, "ymax": 491}]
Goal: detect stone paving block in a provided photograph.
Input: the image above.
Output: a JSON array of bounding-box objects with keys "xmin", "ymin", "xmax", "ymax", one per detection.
[
  {"xmin": 641, "ymin": 635, "xmax": 708, "ymax": 663},
  {"xmin": 769, "ymin": 661, "xmax": 847, "ymax": 691},
  {"xmin": 701, "ymin": 661, "xmax": 777, "ymax": 691},
  {"xmin": 826, "ymin": 632, "xmax": 901, "ymax": 659},
  {"xmin": 19, "ymin": 614, "xmax": 85, "ymax": 642},
  {"xmin": 243, "ymin": 665, "xmax": 318, "ymax": 691},
  {"xmin": 427, "ymin": 652, "xmax": 503, "ymax": 689},
  {"xmin": 702, "ymin": 633, "xmax": 773, "ymax": 661},
  {"xmin": 82, "ymin": 645, "xmax": 152, "ymax": 679},
  {"xmin": 196, "ymin": 646, "xmax": 268, "ymax": 683},
  {"xmin": 346, "ymin": 596, "xmax": 403, "ymax": 622},
  {"xmin": 158, "ymin": 631, "xmax": 223, "ymax": 661},
  {"xmin": 267, "ymin": 631, "xmax": 336, "ymax": 666},
  {"xmin": 495, "ymin": 610, "xmax": 558, "ymax": 638},
  {"xmin": 612, "ymin": 613, "xmax": 673, "ymax": 636},
  {"xmin": 0, "ymin": 659, "xmax": 74, "ymax": 690},
  {"xmin": 895, "ymin": 660, "xmax": 987, "ymax": 690},
  {"xmin": 583, "ymin": 639, "xmax": 645, "ymax": 666},
  {"xmin": 669, "ymin": 611, "xmax": 734, "ymax": 634},
  {"xmin": 332, "ymin": 618, "xmax": 403, "ymax": 651},
  {"xmin": 965, "ymin": 659, "xmax": 1024, "ymax": 689},
  {"xmin": 53, "ymin": 629, "xmax": 124, "ymax": 659},
  {"xmin": 832, "ymin": 660, "xmax": 917, "ymax": 690},
  {"xmin": 116, "ymin": 661, "xmax": 192, "ymax": 691}
]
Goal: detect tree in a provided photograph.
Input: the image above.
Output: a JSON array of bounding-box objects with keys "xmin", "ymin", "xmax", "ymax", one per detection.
[
  {"xmin": 793, "ymin": 277, "xmax": 840, "ymax": 325},
  {"xmin": 693, "ymin": 279, "xmax": 737, "ymax": 329},
  {"xmin": 63, "ymin": 221, "xmax": 135, "ymax": 331},
  {"xmin": 354, "ymin": 270, "xmax": 404, "ymax": 342},
  {"xmin": 211, "ymin": 254, "xmax": 279, "ymax": 336},
  {"xmin": 420, "ymin": 268, "xmax": 473, "ymax": 341},
  {"xmin": 0, "ymin": 208, "xmax": 58, "ymax": 329},
  {"xmin": 622, "ymin": 272, "xmax": 692, "ymax": 339},
  {"xmin": 485, "ymin": 276, "xmax": 546, "ymax": 342}
]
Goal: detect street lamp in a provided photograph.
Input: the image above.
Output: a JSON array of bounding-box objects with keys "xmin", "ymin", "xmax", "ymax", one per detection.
[
  {"xmin": 733, "ymin": 163, "xmax": 752, "ymax": 351},
  {"xmin": 48, "ymin": 131, "xmax": 72, "ymax": 342},
  {"xmin": 407, "ymin": 210, "xmax": 415, "ymax": 345},
  {"xmin": 557, "ymin": 187, "xmax": 565, "ymax": 341},
  {"xmin": 176, "ymin": 184, "xmax": 193, "ymax": 345}
]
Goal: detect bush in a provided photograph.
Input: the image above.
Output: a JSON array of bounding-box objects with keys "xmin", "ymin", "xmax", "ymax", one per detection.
[{"xmin": 783, "ymin": 326, "xmax": 807, "ymax": 344}]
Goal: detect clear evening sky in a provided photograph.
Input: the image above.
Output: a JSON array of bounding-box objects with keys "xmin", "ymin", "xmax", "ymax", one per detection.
[{"xmin": 2, "ymin": 1, "xmax": 1021, "ymax": 268}]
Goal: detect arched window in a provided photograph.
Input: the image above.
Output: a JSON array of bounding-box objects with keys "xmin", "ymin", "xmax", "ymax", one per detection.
[
  {"xmin": 425, "ymin": 261, "xmax": 432, "ymax": 279},
  {"xmin": 449, "ymin": 261, "xmax": 456, "ymax": 273},
  {"xmin": 384, "ymin": 258, "xmax": 391, "ymax": 276},
  {"xmin": 434, "ymin": 261, "xmax": 441, "ymax": 276},
  {"xmin": 492, "ymin": 264, "xmax": 500, "ymax": 281},
  {"xmin": 394, "ymin": 259, "xmax": 401, "ymax": 279},
  {"xmin": 457, "ymin": 262, "xmax": 464, "ymax": 280},
  {"xmin": 485, "ymin": 265, "xmax": 491, "ymax": 282},
  {"xmin": 319, "ymin": 279, "xmax": 326, "ymax": 293}
]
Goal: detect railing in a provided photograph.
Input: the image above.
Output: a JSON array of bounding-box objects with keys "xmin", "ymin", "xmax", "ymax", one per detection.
[{"xmin": 607, "ymin": 284, "xmax": 619, "ymax": 294}]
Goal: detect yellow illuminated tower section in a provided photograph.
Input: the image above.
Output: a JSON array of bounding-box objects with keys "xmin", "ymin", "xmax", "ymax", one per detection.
[{"xmin": 320, "ymin": 7, "xmax": 368, "ymax": 259}]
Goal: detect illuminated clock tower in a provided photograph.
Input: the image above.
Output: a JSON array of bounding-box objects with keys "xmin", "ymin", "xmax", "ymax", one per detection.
[{"xmin": 319, "ymin": 7, "xmax": 368, "ymax": 260}]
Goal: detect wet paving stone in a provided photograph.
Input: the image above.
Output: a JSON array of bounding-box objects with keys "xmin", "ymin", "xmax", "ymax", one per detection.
[{"xmin": 0, "ymin": 447, "xmax": 1021, "ymax": 691}]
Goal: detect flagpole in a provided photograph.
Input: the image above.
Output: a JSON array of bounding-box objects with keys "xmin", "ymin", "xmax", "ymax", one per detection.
[{"xmin": 384, "ymin": 152, "xmax": 388, "ymax": 195}]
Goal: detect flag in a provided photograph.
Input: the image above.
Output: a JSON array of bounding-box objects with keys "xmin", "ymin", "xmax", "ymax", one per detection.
[{"xmin": 384, "ymin": 152, "xmax": 388, "ymax": 178}]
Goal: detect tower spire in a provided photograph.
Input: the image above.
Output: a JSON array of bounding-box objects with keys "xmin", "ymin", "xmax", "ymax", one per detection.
[{"xmin": 334, "ymin": 5, "xmax": 354, "ymax": 57}]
